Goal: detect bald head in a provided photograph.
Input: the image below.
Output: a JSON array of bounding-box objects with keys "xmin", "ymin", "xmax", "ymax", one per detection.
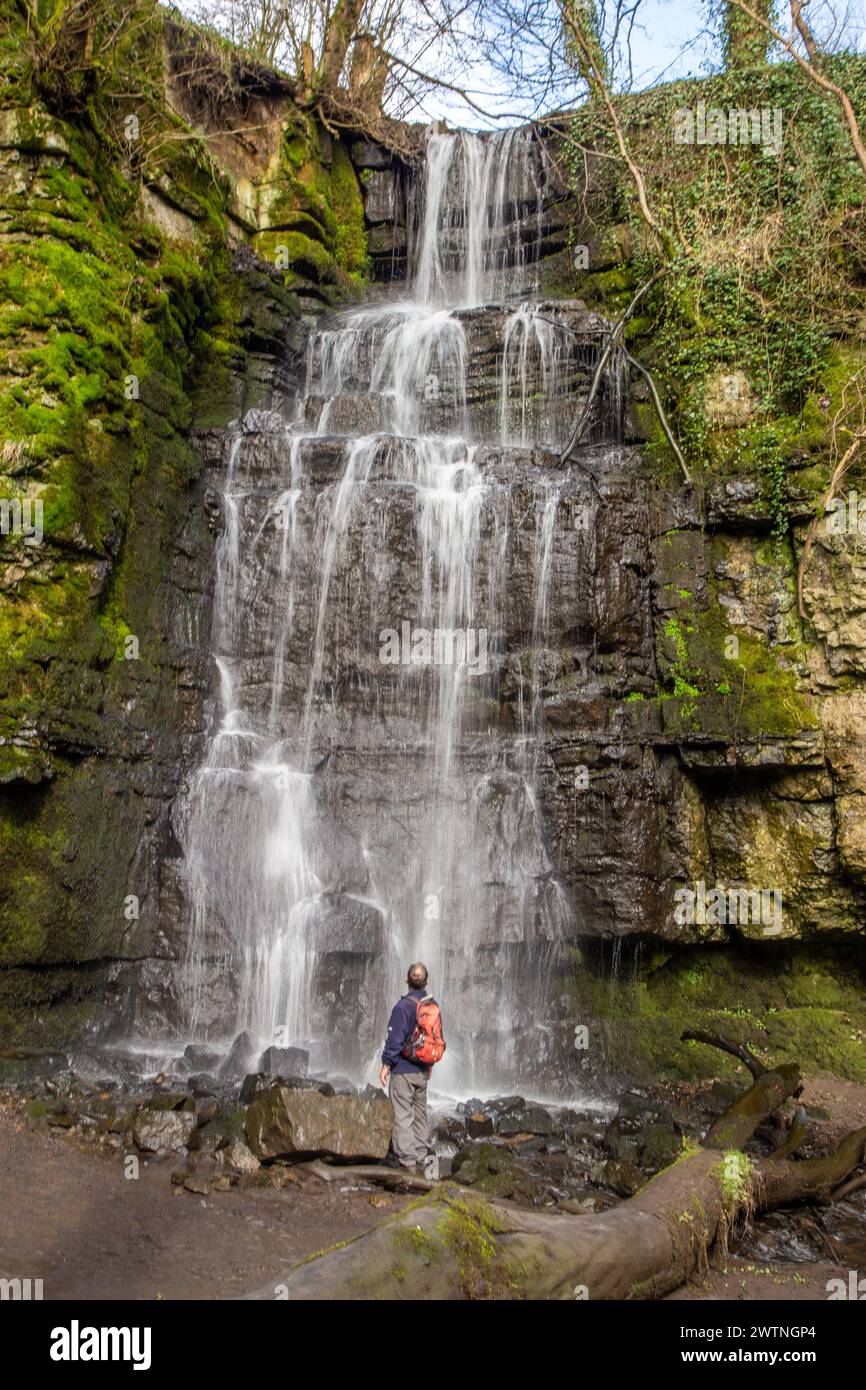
[{"xmin": 407, "ymin": 962, "xmax": 428, "ymax": 989}]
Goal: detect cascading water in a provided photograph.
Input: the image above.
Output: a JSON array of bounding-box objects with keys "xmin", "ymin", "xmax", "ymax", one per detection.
[{"xmin": 173, "ymin": 125, "xmax": 623, "ymax": 1096}]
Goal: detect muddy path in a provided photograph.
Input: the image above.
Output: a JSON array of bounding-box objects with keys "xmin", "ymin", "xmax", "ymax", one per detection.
[{"xmin": 0, "ymin": 1113, "xmax": 412, "ymax": 1301}]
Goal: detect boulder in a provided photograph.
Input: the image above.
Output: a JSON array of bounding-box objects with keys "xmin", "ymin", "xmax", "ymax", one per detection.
[
  {"xmin": 494, "ymin": 1102, "xmax": 556, "ymax": 1137},
  {"xmin": 326, "ymin": 1074, "xmax": 358, "ymax": 1096},
  {"xmin": 195, "ymin": 1105, "xmax": 247, "ymax": 1149},
  {"xmin": 257, "ymin": 1045, "xmax": 309, "ymax": 1078},
  {"xmin": 222, "ymin": 1137, "xmax": 261, "ymax": 1174},
  {"xmin": 141, "ymin": 1090, "xmax": 195, "ymax": 1113},
  {"xmin": 187, "ymin": 1073, "xmax": 219, "ymax": 1098},
  {"xmin": 187, "ymin": 1128, "xmax": 224, "ymax": 1156},
  {"xmin": 433, "ymin": 1114, "xmax": 467, "ymax": 1144},
  {"xmin": 218, "ymin": 1031, "xmax": 261, "ymax": 1079},
  {"xmin": 466, "ymin": 1111, "xmax": 494, "ymax": 1138},
  {"xmin": 486, "ymin": 1095, "xmax": 525, "ymax": 1113},
  {"xmin": 171, "ymin": 1154, "xmax": 232, "ymax": 1195},
  {"xmin": 615, "ymin": 1090, "xmax": 675, "ymax": 1128},
  {"xmin": 591, "ymin": 1158, "xmax": 644, "ymax": 1198},
  {"xmin": 638, "ymin": 1123, "xmax": 683, "ymax": 1171},
  {"xmin": 46, "ymin": 1099, "xmax": 77, "ymax": 1128},
  {"xmin": 245, "ymin": 1087, "xmax": 392, "ymax": 1161},
  {"xmin": 240, "ymin": 1073, "xmax": 334, "ymax": 1105},
  {"xmin": 192, "ymin": 1097, "xmax": 219, "ymax": 1126},
  {"xmin": 360, "ymin": 1084, "xmax": 387, "ymax": 1102},
  {"xmin": 603, "ymin": 1125, "xmax": 640, "ymax": 1163},
  {"xmin": 133, "ymin": 1107, "xmax": 196, "ymax": 1154},
  {"xmin": 184, "ymin": 1043, "xmax": 223, "ymax": 1072}
]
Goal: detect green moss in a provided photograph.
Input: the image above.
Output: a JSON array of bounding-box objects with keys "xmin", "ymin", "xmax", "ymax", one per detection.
[
  {"xmin": 570, "ymin": 943, "xmax": 866, "ymax": 1084},
  {"xmin": 328, "ymin": 139, "xmax": 369, "ymax": 281},
  {"xmin": 258, "ymin": 113, "xmax": 368, "ymax": 295},
  {"xmin": 718, "ymin": 1150, "xmax": 753, "ymax": 1210},
  {"xmin": 435, "ymin": 1192, "xmax": 523, "ymax": 1300},
  {"xmin": 654, "ymin": 552, "xmax": 816, "ymax": 738},
  {"xmin": 393, "ymin": 1224, "xmax": 444, "ymax": 1263},
  {"xmin": 762, "ymin": 1007, "xmax": 866, "ymax": 1080}
]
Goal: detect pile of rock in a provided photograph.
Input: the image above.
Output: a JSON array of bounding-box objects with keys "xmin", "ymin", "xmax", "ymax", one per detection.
[{"xmin": 126, "ymin": 1034, "xmax": 394, "ymax": 1194}]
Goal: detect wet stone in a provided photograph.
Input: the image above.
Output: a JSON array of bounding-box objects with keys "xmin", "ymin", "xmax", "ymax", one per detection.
[
  {"xmin": 466, "ymin": 1111, "xmax": 494, "ymax": 1138},
  {"xmin": 219, "ymin": 1031, "xmax": 262, "ymax": 1079},
  {"xmin": 239, "ymin": 1072, "xmax": 334, "ymax": 1105},
  {"xmin": 183, "ymin": 1044, "xmax": 223, "ymax": 1073},
  {"xmin": 133, "ymin": 1107, "xmax": 197, "ymax": 1155},
  {"xmin": 257, "ymin": 1045, "xmax": 310, "ymax": 1078}
]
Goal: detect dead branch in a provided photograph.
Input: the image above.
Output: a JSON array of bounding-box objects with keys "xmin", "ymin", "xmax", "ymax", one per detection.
[
  {"xmin": 301, "ymin": 1159, "xmax": 434, "ymax": 1192},
  {"xmin": 770, "ymin": 1105, "xmax": 808, "ymax": 1160},
  {"xmin": 831, "ymin": 1171, "xmax": 866, "ymax": 1202},
  {"xmin": 558, "ymin": 270, "xmax": 689, "ymax": 483},
  {"xmin": 681, "ymin": 1029, "xmax": 767, "ymax": 1078},
  {"xmin": 621, "ymin": 346, "xmax": 691, "ymax": 484}
]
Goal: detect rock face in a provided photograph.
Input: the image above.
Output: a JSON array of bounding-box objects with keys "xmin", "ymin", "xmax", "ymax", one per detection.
[
  {"xmin": 244, "ymin": 1087, "xmax": 393, "ymax": 1161},
  {"xmin": 2, "ymin": 5, "xmax": 865, "ymax": 1098},
  {"xmin": 221, "ymin": 1137, "xmax": 261, "ymax": 1174},
  {"xmin": 0, "ymin": 6, "xmax": 369, "ymax": 1051},
  {"xmin": 240, "ymin": 1073, "xmax": 333, "ymax": 1103}
]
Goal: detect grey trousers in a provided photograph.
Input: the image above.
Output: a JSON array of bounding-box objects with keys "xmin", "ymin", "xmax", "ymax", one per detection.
[{"xmin": 389, "ymin": 1070, "xmax": 430, "ymax": 1167}]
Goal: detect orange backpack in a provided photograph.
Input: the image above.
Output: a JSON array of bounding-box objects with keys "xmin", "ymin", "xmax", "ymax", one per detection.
[{"xmin": 401, "ymin": 994, "xmax": 446, "ymax": 1066}]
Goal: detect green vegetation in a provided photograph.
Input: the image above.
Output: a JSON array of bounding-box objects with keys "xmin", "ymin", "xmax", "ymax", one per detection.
[
  {"xmin": 650, "ymin": 527, "xmax": 817, "ymax": 736},
  {"xmin": 718, "ymin": 1150, "xmax": 752, "ymax": 1211},
  {"xmin": 571, "ymin": 944, "xmax": 866, "ymax": 1084},
  {"xmin": 564, "ymin": 57, "xmax": 866, "ymax": 524}
]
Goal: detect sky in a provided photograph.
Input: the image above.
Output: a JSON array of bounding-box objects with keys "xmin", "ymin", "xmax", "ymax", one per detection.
[
  {"xmin": 173, "ymin": 0, "xmax": 866, "ymax": 128},
  {"xmin": 430, "ymin": 0, "xmax": 719, "ymax": 126}
]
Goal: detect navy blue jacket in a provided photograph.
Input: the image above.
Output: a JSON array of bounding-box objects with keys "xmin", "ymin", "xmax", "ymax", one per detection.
[{"xmin": 382, "ymin": 988, "xmax": 434, "ymax": 1075}]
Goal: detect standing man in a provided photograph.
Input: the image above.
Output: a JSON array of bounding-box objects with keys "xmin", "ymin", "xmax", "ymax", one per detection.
[{"xmin": 379, "ymin": 962, "xmax": 444, "ymax": 1175}]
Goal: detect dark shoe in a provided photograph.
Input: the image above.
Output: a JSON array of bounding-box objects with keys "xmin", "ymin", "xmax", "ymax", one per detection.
[{"xmin": 382, "ymin": 1151, "xmax": 402, "ymax": 1169}]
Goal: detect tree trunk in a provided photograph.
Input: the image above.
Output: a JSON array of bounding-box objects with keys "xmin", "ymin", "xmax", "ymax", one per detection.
[
  {"xmin": 724, "ymin": 0, "xmax": 772, "ymax": 69},
  {"xmin": 348, "ymin": 31, "xmax": 388, "ymax": 115},
  {"xmin": 319, "ymin": 0, "xmax": 365, "ymax": 94},
  {"xmin": 243, "ymin": 1048, "xmax": 866, "ymax": 1301}
]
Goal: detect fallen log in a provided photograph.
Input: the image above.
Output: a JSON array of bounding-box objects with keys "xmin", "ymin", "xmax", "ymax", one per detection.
[
  {"xmin": 299, "ymin": 1160, "xmax": 434, "ymax": 1193},
  {"xmin": 243, "ymin": 1038, "xmax": 866, "ymax": 1301}
]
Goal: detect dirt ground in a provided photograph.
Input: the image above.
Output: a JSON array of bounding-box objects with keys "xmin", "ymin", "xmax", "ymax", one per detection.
[{"xmin": 0, "ymin": 1112, "xmax": 413, "ymax": 1300}]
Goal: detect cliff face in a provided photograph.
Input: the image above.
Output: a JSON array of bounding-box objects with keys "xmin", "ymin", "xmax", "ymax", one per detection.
[
  {"xmin": 352, "ymin": 106, "xmax": 866, "ymax": 947},
  {"xmin": 0, "ymin": 3, "xmax": 367, "ymax": 1043},
  {"xmin": 1, "ymin": 3, "xmax": 864, "ymax": 1086}
]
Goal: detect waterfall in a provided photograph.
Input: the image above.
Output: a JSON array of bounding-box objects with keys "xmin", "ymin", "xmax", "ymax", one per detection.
[
  {"xmin": 173, "ymin": 125, "xmax": 623, "ymax": 1096},
  {"xmin": 411, "ymin": 128, "xmax": 546, "ymax": 306}
]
